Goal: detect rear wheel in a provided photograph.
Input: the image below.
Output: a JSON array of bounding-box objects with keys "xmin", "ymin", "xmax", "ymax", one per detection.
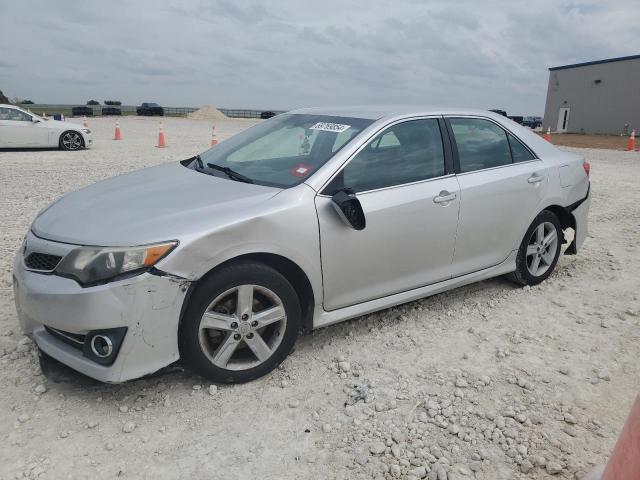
[
  {"xmin": 59, "ymin": 131, "xmax": 84, "ymax": 151},
  {"xmin": 509, "ymin": 210, "xmax": 562, "ymax": 286},
  {"xmin": 180, "ymin": 261, "xmax": 300, "ymax": 384}
]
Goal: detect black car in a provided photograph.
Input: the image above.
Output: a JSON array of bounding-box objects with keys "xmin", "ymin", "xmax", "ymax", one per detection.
[
  {"xmin": 523, "ymin": 116, "xmax": 543, "ymax": 129},
  {"xmin": 72, "ymin": 106, "xmax": 94, "ymax": 117},
  {"xmin": 260, "ymin": 111, "xmax": 276, "ymax": 119},
  {"xmin": 102, "ymin": 106, "xmax": 122, "ymax": 116},
  {"xmin": 136, "ymin": 103, "xmax": 164, "ymax": 116}
]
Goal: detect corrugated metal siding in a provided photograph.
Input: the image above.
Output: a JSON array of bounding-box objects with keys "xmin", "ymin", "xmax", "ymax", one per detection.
[{"xmin": 542, "ymin": 57, "xmax": 640, "ymax": 135}]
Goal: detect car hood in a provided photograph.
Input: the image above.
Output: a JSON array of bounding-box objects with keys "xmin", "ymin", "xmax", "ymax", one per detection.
[{"xmin": 32, "ymin": 162, "xmax": 281, "ymax": 246}]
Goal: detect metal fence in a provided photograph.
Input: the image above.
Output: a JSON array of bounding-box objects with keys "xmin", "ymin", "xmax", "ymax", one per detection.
[{"xmin": 19, "ymin": 104, "xmax": 286, "ymax": 119}]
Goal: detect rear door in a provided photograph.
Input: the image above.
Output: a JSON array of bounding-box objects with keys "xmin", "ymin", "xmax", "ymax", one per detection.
[
  {"xmin": 315, "ymin": 117, "xmax": 460, "ymax": 310},
  {"xmin": 446, "ymin": 117, "xmax": 550, "ymax": 277}
]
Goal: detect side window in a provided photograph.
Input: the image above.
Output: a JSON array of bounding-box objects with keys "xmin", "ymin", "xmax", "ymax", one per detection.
[
  {"xmin": 508, "ymin": 133, "xmax": 535, "ymax": 162},
  {"xmin": 449, "ymin": 118, "xmax": 512, "ymax": 173},
  {"xmin": 0, "ymin": 107, "xmax": 10, "ymax": 120},
  {"xmin": 325, "ymin": 119, "xmax": 445, "ymax": 194},
  {"xmin": 3, "ymin": 108, "xmax": 31, "ymax": 121}
]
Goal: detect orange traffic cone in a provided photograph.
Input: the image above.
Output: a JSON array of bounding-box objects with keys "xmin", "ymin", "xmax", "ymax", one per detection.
[
  {"xmin": 211, "ymin": 125, "xmax": 218, "ymax": 146},
  {"xmin": 584, "ymin": 394, "xmax": 640, "ymax": 480},
  {"xmin": 113, "ymin": 121, "xmax": 121, "ymax": 140},
  {"xmin": 625, "ymin": 129, "xmax": 635, "ymax": 151},
  {"xmin": 156, "ymin": 122, "xmax": 166, "ymax": 148},
  {"xmin": 544, "ymin": 127, "xmax": 552, "ymax": 142},
  {"xmin": 83, "ymin": 115, "xmax": 88, "ymax": 128}
]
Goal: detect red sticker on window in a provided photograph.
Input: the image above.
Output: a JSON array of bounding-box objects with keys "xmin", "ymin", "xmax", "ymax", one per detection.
[{"xmin": 291, "ymin": 163, "xmax": 314, "ymax": 177}]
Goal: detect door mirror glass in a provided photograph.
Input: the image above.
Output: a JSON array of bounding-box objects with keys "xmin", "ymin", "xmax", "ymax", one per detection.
[{"xmin": 331, "ymin": 190, "xmax": 366, "ymax": 230}]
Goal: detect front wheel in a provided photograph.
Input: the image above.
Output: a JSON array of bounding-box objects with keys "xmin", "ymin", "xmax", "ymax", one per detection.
[
  {"xmin": 180, "ymin": 262, "xmax": 301, "ymax": 384},
  {"xmin": 509, "ymin": 210, "xmax": 562, "ymax": 286},
  {"xmin": 59, "ymin": 131, "xmax": 84, "ymax": 151}
]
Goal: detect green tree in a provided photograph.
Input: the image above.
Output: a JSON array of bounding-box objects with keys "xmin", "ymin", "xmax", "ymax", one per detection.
[
  {"xmin": 0, "ymin": 89, "xmax": 9, "ymax": 104},
  {"xmin": 87, "ymin": 100, "xmax": 100, "ymax": 105}
]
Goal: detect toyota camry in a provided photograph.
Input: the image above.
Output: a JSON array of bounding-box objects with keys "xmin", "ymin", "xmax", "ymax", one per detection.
[{"xmin": 13, "ymin": 107, "xmax": 590, "ymax": 384}]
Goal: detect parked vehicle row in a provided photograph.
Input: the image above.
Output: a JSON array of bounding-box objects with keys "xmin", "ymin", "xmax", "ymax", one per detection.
[
  {"xmin": 13, "ymin": 106, "xmax": 590, "ymax": 385},
  {"xmin": 69, "ymin": 103, "xmax": 165, "ymax": 117},
  {"xmin": 0, "ymin": 104, "xmax": 92, "ymax": 150}
]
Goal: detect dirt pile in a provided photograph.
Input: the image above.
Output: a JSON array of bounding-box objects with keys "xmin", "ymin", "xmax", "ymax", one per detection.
[{"xmin": 187, "ymin": 105, "xmax": 227, "ymax": 120}]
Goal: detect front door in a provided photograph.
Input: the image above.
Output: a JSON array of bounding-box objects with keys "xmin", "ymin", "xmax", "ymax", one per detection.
[
  {"xmin": 315, "ymin": 118, "xmax": 460, "ymax": 311},
  {"xmin": 0, "ymin": 107, "xmax": 48, "ymax": 146},
  {"xmin": 557, "ymin": 107, "xmax": 570, "ymax": 132}
]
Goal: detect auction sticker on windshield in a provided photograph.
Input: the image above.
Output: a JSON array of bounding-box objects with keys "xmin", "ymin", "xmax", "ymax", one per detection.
[{"xmin": 309, "ymin": 122, "xmax": 351, "ymax": 133}]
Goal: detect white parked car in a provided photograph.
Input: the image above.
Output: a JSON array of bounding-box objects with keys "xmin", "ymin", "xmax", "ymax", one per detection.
[
  {"xmin": 0, "ymin": 104, "xmax": 92, "ymax": 150},
  {"xmin": 13, "ymin": 107, "xmax": 590, "ymax": 384}
]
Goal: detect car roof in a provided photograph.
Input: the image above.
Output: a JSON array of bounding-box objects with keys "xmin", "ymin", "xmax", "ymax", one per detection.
[{"xmin": 288, "ymin": 105, "xmax": 509, "ymax": 121}]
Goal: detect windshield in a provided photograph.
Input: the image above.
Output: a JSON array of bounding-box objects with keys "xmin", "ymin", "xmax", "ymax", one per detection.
[{"xmin": 190, "ymin": 114, "xmax": 374, "ymax": 188}]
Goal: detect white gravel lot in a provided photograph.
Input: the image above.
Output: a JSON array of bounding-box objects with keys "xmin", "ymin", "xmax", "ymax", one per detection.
[{"xmin": 0, "ymin": 117, "xmax": 639, "ymax": 480}]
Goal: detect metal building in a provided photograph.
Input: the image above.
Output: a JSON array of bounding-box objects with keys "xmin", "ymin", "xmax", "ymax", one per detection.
[{"xmin": 542, "ymin": 54, "xmax": 640, "ymax": 135}]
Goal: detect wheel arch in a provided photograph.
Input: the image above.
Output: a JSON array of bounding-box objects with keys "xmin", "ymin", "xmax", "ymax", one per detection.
[
  {"xmin": 179, "ymin": 252, "xmax": 316, "ymax": 335},
  {"xmin": 534, "ymin": 203, "xmax": 577, "ymax": 254}
]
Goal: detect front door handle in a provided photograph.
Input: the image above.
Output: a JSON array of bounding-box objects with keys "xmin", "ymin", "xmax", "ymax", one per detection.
[
  {"xmin": 433, "ymin": 191, "xmax": 457, "ymax": 204},
  {"xmin": 528, "ymin": 174, "xmax": 543, "ymax": 184}
]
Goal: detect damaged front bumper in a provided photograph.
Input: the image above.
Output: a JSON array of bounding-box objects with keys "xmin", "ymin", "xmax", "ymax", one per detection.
[{"xmin": 13, "ymin": 243, "xmax": 190, "ymax": 383}]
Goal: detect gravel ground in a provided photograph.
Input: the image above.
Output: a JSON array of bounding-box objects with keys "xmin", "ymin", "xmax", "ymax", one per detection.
[{"xmin": 0, "ymin": 117, "xmax": 639, "ymax": 480}]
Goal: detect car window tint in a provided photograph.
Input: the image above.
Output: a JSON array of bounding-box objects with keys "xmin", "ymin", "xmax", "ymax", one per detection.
[
  {"xmin": 375, "ymin": 131, "xmax": 400, "ymax": 148},
  {"xmin": 508, "ymin": 133, "xmax": 535, "ymax": 162},
  {"xmin": 0, "ymin": 107, "xmax": 10, "ymax": 120},
  {"xmin": 227, "ymin": 126, "xmax": 320, "ymax": 162},
  {"xmin": 327, "ymin": 119, "xmax": 445, "ymax": 194},
  {"xmin": 4, "ymin": 108, "xmax": 31, "ymax": 121},
  {"xmin": 332, "ymin": 128, "xmax": 359, "ymax": 153},
  {"xmin": 450, "ymin": 118, "xmax": 512, "ymax": 173}
]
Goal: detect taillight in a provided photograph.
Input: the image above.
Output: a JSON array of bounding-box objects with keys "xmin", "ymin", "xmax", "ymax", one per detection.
[{"xmin": 583, "ymin": 161, "xmax": 591, "ymax": 177}]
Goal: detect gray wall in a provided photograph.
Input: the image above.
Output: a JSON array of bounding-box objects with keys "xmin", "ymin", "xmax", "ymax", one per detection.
[{"xmin": 542, "ymin": 57, "xmax": 640, "ymax": 135}]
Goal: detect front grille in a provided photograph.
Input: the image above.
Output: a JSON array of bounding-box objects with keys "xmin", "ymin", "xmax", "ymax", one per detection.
[
  {"xmin": 44, "ymin": 326, "xmax": 85, "ymax": 351},
  {"xmin": 24, "ymin": 253, "xmax": 62, "ymax": 271}
]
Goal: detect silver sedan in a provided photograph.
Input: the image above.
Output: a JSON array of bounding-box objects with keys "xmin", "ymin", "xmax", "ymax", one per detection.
[{"xmin": 13, "ymin": 107, "xmax": 590, "ymax": 383}]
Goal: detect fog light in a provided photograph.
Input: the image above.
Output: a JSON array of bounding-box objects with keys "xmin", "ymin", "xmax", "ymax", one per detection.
[
  {"xmin": 82, "ymin": 327, "xmax": 127, "ymax": 366},
  {"xmin": 90, "ymin": 335, "xmax": 113, "ymax": 358}
]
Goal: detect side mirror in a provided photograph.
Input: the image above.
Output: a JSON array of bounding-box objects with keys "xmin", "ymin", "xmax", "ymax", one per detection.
[
  {"xmin": 31, "ymin": 117, "xmax": 40, "ymax": 123},
  {"xmin": 331, "ymin": 190, "xmax": 366, "ymax": 230}
]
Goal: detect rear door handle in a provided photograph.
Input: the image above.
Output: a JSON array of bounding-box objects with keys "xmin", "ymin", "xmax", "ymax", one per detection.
[
  {"xmin": 433, "ymin": 191, "xmax": 457, "ymax": 204},
  {"xmin": 528, "ymin": 174, "xmax": 543, "ymax": 184}
]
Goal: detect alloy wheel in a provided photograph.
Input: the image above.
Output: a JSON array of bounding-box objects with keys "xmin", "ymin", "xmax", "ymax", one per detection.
[
  {"xmin": 198, "ymin": 284, "xmax": 287, "ymax": 371},
  {"xmin": 526, "ymin": 221, "xmax": 558, "ymax": 277},
  {"xmin": 62, "ymin": 132, "xmax": 82, "ymax": 150}
]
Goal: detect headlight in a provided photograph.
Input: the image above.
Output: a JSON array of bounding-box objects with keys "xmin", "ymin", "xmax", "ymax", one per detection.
[
  {"xmin": 81, "ymin": 128, "xmax": 91, "ymax": 134},
  {"xmin": 56, "ymin": 241, "xmax": 177, "ymax": 286}
]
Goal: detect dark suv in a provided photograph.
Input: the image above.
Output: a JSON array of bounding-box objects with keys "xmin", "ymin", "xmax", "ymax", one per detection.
[
  {"xmin": 102, "ymin": 106, "xmax": 122, "ymax": 116},
  {"xmin": 136, "ymin": 103, "xmax": 164, "ymax": 116},
  {"xmin": 72, "ymin": 106, "xmax": 94, "ymax": 117}
]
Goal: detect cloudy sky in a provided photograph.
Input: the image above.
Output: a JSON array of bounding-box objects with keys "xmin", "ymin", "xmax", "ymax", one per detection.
[{"xmin": 1, "ymin": 0, "xmax": 638, "ymax": 115}]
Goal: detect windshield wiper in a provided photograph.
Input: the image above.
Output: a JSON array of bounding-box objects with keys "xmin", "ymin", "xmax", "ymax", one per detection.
[
  {"xmin": 192, "ymin": 155, "xmax": 204, "ymax": 170},
  {"xmin": 206, "ymin": 162, "xmax": 254, "ymax": 184}
]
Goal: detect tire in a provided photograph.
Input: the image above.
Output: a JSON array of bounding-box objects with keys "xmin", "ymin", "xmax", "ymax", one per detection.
[
  {"xmin": 509, "ymin": 210, "xmax": 562, "ymax": 286},
  {"xmin": 59, "ymin": 130, "xmax": 84, "ymax": 151},
  {"xmin": 179, "ymin": 261, "xmax": 301, "ymax": 384}
]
